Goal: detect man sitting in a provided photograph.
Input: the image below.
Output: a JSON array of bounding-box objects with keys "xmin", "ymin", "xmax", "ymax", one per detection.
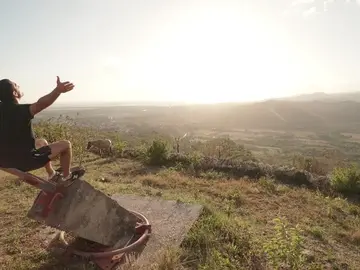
[{"xmin": 0, "ymin": 76, "xmax": 83, "ymax": 182}]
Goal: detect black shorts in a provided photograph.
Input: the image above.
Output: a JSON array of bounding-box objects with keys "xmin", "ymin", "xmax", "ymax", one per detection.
[{"xmin": 0, "ymin": 146, "xmax": 52, "ymax": 172}]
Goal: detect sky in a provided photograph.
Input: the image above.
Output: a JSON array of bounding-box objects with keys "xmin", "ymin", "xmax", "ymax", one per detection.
[{"xmin": 1, "ymin": 0, "xmax": 360, "ymax": 104}]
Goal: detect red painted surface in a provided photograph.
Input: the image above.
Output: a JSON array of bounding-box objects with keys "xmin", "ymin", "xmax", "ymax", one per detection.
[{"xmin": 31, "ymin": 189, "xmax": 65, "ymax": 218}]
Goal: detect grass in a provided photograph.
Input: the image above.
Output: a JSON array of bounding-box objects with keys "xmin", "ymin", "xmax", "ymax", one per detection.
[
  {"xmin": 1, "ymin": 117, "xmax": 360, "ymax": 269},
  {"xmin": 1, "ymin": 154, "xmax": 360, "ymax": 269}
]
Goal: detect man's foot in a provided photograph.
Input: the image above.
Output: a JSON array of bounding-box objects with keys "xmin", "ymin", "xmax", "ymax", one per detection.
[
  {"xmin": 48, "ymin": 171, "xmax": 62, "ymax": 183},
  {"xmin": 57, "ymin": 167, "xmax": 86, "ymax": 187}
]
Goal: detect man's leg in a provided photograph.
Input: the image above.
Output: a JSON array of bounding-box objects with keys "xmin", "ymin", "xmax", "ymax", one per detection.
[
  {"xmin": 35, "ymin": 138, "xmax": 56, "ymax": 179},
  {"xmin": 47, "ymin": 140, "xmax": 72, "ymax": 178}
]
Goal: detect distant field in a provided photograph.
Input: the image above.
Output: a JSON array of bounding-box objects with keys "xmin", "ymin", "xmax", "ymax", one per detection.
[{"xmin": 34, "ymin": 101, "xmax": 360, "ymax": 168}]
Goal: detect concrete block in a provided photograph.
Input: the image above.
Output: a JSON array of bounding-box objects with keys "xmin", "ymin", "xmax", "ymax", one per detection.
[
  {"xmin": 111, "ymin": 194, "xmax": 203, "ymax": 268},
  {"xmin": 28, "ymin": 179, "xmax": 138, "ymax": 247}
]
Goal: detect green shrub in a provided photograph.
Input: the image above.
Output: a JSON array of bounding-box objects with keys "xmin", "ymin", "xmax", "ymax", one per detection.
[
  {"xmin": 330, "ymin": 164, "xmax": 360, "ymax": 194},
  {"xmin": 146, "ymin": 138, "xmax": 169, "ymax": 165},
  {"xmin": 112, "ymin": 135, "xmax": 127, "ymax": 157}
]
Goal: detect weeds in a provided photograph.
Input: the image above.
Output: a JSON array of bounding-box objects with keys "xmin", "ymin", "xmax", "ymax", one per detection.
[
  {"xmin": 182, "ymin": 208, "xmax": 253, "ymax": 269},
  {"xmin": 263, "ymin": 217, "xmax": 305, "ymax": 270}
]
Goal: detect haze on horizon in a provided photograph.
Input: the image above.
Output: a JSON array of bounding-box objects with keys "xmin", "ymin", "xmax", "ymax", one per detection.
[{"xmin": 1, "ymin": 0, "xmax": 360, "ymax": 105}]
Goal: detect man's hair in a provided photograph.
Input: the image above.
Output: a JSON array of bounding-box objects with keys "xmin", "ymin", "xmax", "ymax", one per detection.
[{"xmin": 0, "ymin": 79, "xmax": 16, "ymax": 103}]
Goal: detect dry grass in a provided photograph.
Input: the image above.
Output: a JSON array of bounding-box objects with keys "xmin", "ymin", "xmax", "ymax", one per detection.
[
  {"xmin": 1, "ymin": 156, "xmax": 360, "ymax": 269},
  {"xmin": 350, "ymin": 230, "xmax": 360, "ymax": 246}
]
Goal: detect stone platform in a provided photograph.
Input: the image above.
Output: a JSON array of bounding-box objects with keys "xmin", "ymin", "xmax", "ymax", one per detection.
[
  {"xmin": 111, "ymin": 194, "xmax": 203, "ymax": 268},
  {"xmin": 36, "ymin": 192, "xmax": 203, "ymax": 269}
]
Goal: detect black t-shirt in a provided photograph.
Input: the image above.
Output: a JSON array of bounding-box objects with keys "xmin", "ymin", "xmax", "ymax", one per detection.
[{"xmin": 0, "ymin": 103, "xmax": 36, "ymax": 155}]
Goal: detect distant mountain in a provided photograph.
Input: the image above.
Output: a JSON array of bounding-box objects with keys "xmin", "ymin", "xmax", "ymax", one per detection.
[
  {"xmin": 39, "ymin": 98, "xmax": 360, "ymax": 133},
  {"xmin": 282, "ymin": 91, "xmax": 360, "ymax": 102},
  {"xmin": 51, "ymin": 101, "xmax": 187, "ymax": 108}
]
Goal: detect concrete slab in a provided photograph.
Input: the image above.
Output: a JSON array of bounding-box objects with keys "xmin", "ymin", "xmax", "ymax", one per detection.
[
  {"xmin": 111, "ymin": 194, "xmax": 203, "ymax": 268},
  {"xmin": 28, "ymin": 179, "xmax": 138, "ymax": 247}
]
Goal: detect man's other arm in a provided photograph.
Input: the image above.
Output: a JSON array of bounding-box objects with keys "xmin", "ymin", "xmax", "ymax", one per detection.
[
  {"xmin": 29, "ymin": 88, "xmax": 61, "ymax": 116},
  {"xmin": 29, "ymin": 76, "xmax": 75, "ymax": 117}
]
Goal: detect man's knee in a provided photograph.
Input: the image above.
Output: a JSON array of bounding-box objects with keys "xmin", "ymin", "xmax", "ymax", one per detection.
[
  {"xmin": 49, "ymin": 140, "xmax": 71, "ymax": 153},
  {"xmin": 59, "ymin": 140, "xmax": 71, "ymax": 150},
  {"xmin": 47, "ymin": 140, "xmax": 72, "ymax": 160},
  {"xmin": 35, "ymin": 138, "xmax": 49, "ymax": 149}
]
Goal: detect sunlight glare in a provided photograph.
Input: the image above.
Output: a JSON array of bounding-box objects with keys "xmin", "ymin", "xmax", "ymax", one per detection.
[{"xmin": 123, "ymin": 7, "xmax": 300, "ymax": 103}]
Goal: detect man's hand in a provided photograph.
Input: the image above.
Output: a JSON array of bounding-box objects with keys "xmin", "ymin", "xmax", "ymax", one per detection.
[
  {"xmin": 29, "ymin": 76, "xmax": 76, "ymax": 116},
  {"xmin": 55, "ymin": 76, "xmax": 75, "ymax": 94}
]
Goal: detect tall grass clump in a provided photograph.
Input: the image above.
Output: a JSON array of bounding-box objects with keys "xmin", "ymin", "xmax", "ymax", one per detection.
[
  {"xmin": 181, "ymin": 208, "xmax": 255, "ymax": 269},
  {"xmin": 263, "ymin": 217, "xmax": 305, "ymax": 270},
  {"xmin": 330, "ymin": 164, "xmax": 360, "ymax": 194}
]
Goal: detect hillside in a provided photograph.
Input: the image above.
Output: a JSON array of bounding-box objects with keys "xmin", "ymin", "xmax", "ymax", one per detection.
[
  {"xmin": 1, "ymin": 155, "xmax": 360, "ymax": 270},
  {"xmin": 36, "ymin": 99, "xmax": 360, "ymax": 133},
  {"xmin": 1, "ymin": 116, "xmax": 360, "ymax": 269},
  {"xmin": 282, "ymin": 91, "xmax": 360, "ymax": 102}
]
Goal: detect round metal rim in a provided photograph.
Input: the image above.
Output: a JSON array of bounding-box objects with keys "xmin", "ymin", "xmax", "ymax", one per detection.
[{"xmin": 58, "ymin": 210, "xmax": 150, "ymax": 258}]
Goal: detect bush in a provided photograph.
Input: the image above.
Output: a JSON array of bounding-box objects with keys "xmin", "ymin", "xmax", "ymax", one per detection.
[
  {"xmin": 146, "ymin": 138, "xmax": 169, "ymax": 165},
  {"xmin": 330, "ymin": 164, "xmax": 360, "ymax": 194},
  {"xmin": 111, "ymin": 135, "xmax": 127, "ymax": 157}
]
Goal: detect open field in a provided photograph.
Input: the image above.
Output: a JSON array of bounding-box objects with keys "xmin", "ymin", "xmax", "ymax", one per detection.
[{"xmin": 2, "ymin": 101, "xmax": 360, "ymax": 269}]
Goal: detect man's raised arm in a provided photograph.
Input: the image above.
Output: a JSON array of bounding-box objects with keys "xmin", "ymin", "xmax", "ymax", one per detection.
[{"xmin": 29, "ymin": 76, "xmax": 75, "ymax": 116}]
